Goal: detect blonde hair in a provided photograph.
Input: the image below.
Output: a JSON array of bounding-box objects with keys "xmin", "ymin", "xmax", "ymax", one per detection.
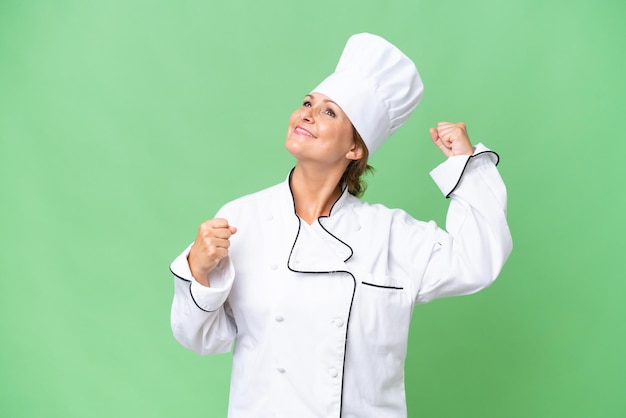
[{"xmin": 341, "ymin": 128, "xmax": 373, "ymax": 197}]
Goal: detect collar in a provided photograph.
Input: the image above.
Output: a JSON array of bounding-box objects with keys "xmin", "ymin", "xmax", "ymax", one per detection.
[
  {"xmin": 282, "ymin": 169, "xmax": 354, "ymax": 272},
  {"xmin": 284, "ymin": 168, "xmax": 351, "ymax": 220}
]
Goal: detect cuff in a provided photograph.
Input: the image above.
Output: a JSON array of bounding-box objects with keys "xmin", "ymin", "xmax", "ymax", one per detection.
[
  {"xmin": 170, "ymin": 245, "xmax": 235, "ymax": 312},
  {"xmin": 429, "ymin": 143, "xmax": 499, "ymax": 198}
]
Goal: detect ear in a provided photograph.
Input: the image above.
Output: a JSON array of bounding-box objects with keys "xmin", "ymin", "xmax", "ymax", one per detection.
[{"xmin": 346, "ymin": 142, "xmax": 364, "ymax": 161}]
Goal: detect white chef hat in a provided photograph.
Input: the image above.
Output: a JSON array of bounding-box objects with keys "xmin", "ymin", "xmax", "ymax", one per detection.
[{"xmin": 312, "ymin": 33, "xmax": 424, "ymax": 155}]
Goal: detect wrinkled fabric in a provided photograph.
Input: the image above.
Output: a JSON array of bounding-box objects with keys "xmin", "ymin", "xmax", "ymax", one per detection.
[{"xmin": 170, "ymin": 144, "xmax": 512, "ymax": 418}]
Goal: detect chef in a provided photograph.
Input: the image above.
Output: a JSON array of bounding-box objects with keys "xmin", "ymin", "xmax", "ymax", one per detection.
[{"xmin": 169, "ymin": 33, "xmax": 512, "ymax": 418}]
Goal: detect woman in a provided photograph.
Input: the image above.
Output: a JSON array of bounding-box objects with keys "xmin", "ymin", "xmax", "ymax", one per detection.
[{"xmin": 169, "ymin": 33, "xmax": 512, "ymax": 418}]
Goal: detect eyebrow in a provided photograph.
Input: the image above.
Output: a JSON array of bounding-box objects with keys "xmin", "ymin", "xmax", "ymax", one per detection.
[{"xmin": 306, "ymin": 94, "xmax": 339, "ymax": 106}]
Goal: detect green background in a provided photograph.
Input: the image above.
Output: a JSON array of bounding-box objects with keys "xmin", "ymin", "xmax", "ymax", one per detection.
[{"xmin": 1, "ymin": 0, "xmax": 624, "ymax": 417}]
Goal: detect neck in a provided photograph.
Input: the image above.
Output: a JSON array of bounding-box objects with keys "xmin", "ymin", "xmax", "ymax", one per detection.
[{"xmin": 290, "ymin": 164, "xmax": 345, "ymax": 224}]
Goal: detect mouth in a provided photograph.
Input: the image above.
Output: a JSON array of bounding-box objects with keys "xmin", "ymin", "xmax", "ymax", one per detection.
[{"xmin": 294, "ymin": 126, "xmax": 316, "ymax": 138}]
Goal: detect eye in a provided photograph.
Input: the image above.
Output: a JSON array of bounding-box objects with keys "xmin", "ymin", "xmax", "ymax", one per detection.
[
  {"xmin": 302, "ymin": 100, "xmax": 312, "ymax": 107},
  {"xmin": 324, "ymin": 108, "xmax": 336, "ymax": 117}
]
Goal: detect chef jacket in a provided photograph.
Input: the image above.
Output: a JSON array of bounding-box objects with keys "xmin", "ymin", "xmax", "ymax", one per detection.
[{"xmin": 170, "ymin": 144, "xmax": 512, "ymax": 418}]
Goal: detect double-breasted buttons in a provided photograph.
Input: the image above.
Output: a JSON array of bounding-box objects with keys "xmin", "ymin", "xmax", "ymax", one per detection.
[{"xmin": 332, "ymin": 318, "xmax": 344, "ymax": 327}]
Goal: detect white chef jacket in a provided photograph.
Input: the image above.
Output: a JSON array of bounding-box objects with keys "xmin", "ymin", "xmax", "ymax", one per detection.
[{"xmin": 170, "ymin": 144, "xmax": 512, "ymax": 418}]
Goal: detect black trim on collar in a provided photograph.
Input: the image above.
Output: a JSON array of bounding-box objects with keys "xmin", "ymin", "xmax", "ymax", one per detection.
[
  {"xmin": 286, "ymin": 167, "xmax": 349, "ymax": 220},
  {"xmin": 317, "ymin": 219, "xmax": 354, "ymax": 263},
  {"xmin": 286, "ymin": 168, "xmax": 357, "ymax": 417},
  {"xmin": 318, "ymin": 184, "xmax": 353, "ymax": 263}
]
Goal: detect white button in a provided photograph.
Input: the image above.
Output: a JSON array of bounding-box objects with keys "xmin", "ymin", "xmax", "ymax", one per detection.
[
  {"xmin": 277, "ymin": 367, "xmax": 286, "ymax": 373},
  {"xmin": 275, "ymin": 315, "xmax": 284, "ymax": 322},
  {"xmin": 354, "ymin": 224, "xmax": 361, "ymax": 231},
  {"xmin": 333, "ymin": 319, "xmax": 344, "ymax": 327},
  {"xmin": 328, "ymin": 368, "xmax": 338, "ymax": 378},
  {"xmin": 270, "ymin": 264, "xmax": 278, "ymax": 271},
  {"xmin": 267, "ymin": 214, "xmax": 274, "ymax": 221}
]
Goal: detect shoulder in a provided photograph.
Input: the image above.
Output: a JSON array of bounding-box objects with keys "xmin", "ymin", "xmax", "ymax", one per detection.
[
  {"xmin": 217, "ymin": 181, "xmax": 288, "ymax": 216},
  {"xmin": 344, "ymin": 194, "xmax": 423, "ymax": 226}
]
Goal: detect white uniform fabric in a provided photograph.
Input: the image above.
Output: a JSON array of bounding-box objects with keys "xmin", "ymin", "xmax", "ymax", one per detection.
[{"xmin": 170, "ymin": 144, "xmax": 512, "ymax": 418}]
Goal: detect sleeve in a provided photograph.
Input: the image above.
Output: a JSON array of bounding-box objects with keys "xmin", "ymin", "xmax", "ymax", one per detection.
[
  {"xmin": 414, "ymin": 143, "xmax": 513, "ymax": 304},
  {"xmin": 169, "ymin": 241, "xmax": 238, "ymax": 355}
]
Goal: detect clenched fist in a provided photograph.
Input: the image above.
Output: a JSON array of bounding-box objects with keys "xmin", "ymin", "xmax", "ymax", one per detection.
[
  {"xmin": 187, "ymin": 218, "xmax": 237, "ymax": 287},
  {"xmin": 430, "ymin": 122, "xmax": 474, "ymax": 157}
]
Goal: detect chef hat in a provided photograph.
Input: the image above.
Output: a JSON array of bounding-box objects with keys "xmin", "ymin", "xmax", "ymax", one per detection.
[{"xmin": 312, "ymin": 33, "xmax": 424, "ymax": 155}]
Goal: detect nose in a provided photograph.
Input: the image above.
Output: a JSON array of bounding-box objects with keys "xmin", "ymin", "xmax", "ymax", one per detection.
[{"xmin": 301, "ymin": 107, "xmax": 313, "ymax": 123}]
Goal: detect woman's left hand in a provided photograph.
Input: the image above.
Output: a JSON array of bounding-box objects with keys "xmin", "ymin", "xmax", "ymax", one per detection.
[{"xmin": 430, "ymin": 122, "xmax": 474, "ymax": 157}]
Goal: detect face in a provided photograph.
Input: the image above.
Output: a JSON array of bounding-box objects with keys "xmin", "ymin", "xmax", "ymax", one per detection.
[{"xmin": 285, "ymin": 92, "xmax": 362, "ymax": 168}]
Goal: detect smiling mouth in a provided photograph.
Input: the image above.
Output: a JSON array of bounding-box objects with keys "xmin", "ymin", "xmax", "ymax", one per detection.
[{"xmin": 294, "ymin": 126, "xmax": 316, "ymax": 138}]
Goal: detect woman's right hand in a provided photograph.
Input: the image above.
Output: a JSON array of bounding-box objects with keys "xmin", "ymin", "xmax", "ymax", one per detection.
[{"xmin": 187, "ymin": 218, "xmax": 237, "ymax": 287}]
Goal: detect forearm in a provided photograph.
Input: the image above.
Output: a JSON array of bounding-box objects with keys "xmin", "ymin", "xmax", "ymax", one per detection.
[
  {"xmin": 170, "ymin": 246, "xmax": 237, "ymax": 355},
  {"xmin": 417, "ymin": 147, "xmax": 512, "ymax": 302},
  {"xmin": 170, "ymin": 277, "xmax": 236, "ymax": 355}
]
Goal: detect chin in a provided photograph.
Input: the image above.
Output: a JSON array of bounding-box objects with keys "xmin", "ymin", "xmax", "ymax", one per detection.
[{"xmin": 284, "ymin": 138, "xmax": 301, "ymax": 159}]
